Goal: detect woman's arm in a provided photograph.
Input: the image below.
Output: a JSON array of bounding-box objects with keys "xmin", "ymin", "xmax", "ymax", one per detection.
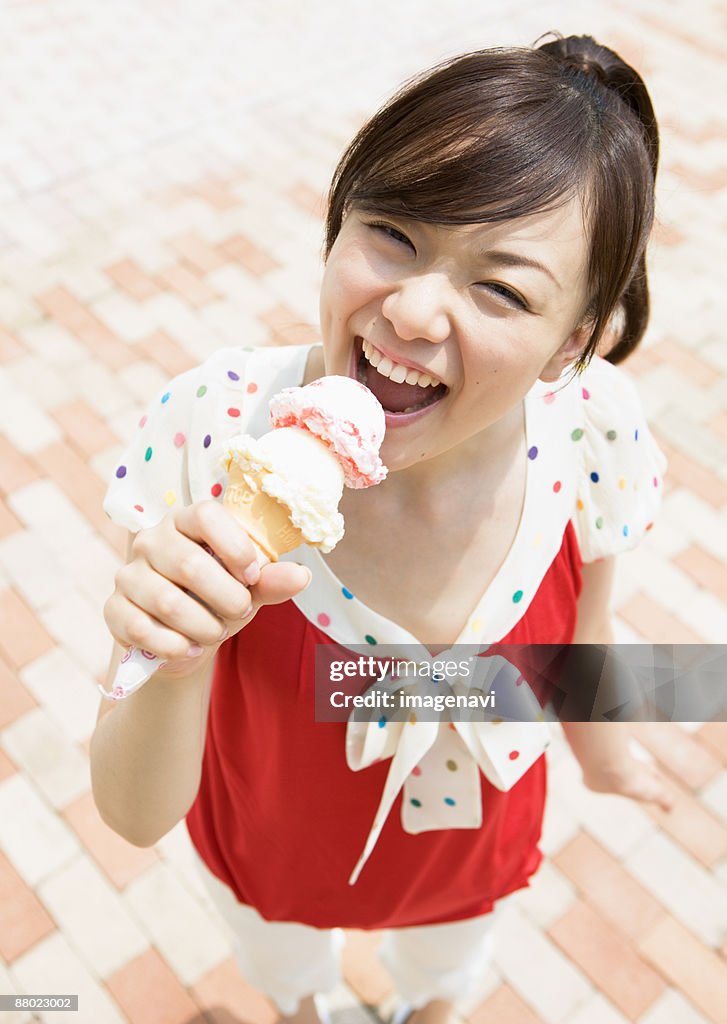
[{"xmin": 561, "ymin": 557, "xmax": 672, "ymax": 811}]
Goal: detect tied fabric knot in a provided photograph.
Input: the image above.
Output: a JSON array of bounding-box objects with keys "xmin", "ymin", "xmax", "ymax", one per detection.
[{"xmin": 344, "ymin": 653, "xmax": 551, "ymax": 885}]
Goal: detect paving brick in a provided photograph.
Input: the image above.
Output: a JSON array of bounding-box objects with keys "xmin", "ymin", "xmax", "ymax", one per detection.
[
  {"xmin": 105, "ymin": 258, "xmax": 164, "ymax": 301},
  {"xmin": 548, "ymin": 899, "xmax": 665, "ymax": 1019},
  {"xmin": 553, "ymin": 833, "xmax": 663, "ymax": 941},
  {"xmin": 650, "ymin": 338, "xmax": 722, "ymax": 388},
  {"xmin": 40, "ymin": 588, "xmax": 111, "ymax": 678},
  {"xmin": 135, "ymin": 329, "xmax": 199, "ymax": 377},
  {"xmin": 469, "ymin": 983, "xmax": 541, "ymax": 1024},
  {"xmin": 61, "ymin": 790, "xmax": 160, "ymax": 890},
  {"xmin": 12, "ymin": 930, "xmax": 127, "ymax": 1023},
  {"xmin": 0, "ymin": 436, "xmax": 38, "ymax": 496},
  {"xmin": 156, "ymin": 262, "xmax": 221, "ymax": 307},
  {"xmin": 106, "ymin": 946, "xmax": 202, "ymax": 1023},
  {"xmin": 259, "ymin": 302, "xmax": 321, "ymax": 346},
  {"xmin": 218, "ymin": 233, "xmax": 280, "ymax": 276},
  {"xmin": 191, "ymin": 957, "xmax": 278, "ymax": 1024},
  {"xmin": 0, "ymin": 371, "xmax": 63, "ymax": 454},
  {"xmin": 616, "ymin": 592, "xmax": 706, "ymax": 643},
  {"xmin": 0, "ymin": 850, "xmax": 55, "ymax": 961},
  {"xmin": 625, "ymin": 830, "xmax": 727, "ymax": 947},
  {"xmin": 562, "ymin": 992, "xmax": 630, "ymax": 1024},
  {"xmin": 0, "ymin": 748, "xmax": 16, "ymax": 783},
  {"xmin": 0, "ymin": 588, "xmax": 55, "ymax": 670},
  {"xmin": 2, "ymin": 708, "xmax": 89, "ymax": 810},
  {"xmin": 0, "ymin": 773, "xmax": 79, "ymax": 886},
  {"xmin": 633, "ymin": 723, "xmax": 722, "ymax": 791},
  {"xmin": 0, "ymin": 325, "xmax": 25, "ymax": 361},
  {"xmin": 0, "ymin": 655, "xmax": 36, "ymax": 729},
  {"xmin": 648, "ymin": 443, "xmax": 727, "ymax": 508},
  {"xmin": 492, "ymin": 903, "xmax": 592, "ymax": 1024},
  {"xmin": 638, "ymin": 989, "xmax": 710, "ymax": 1024},
  {"xmin": 51, "ymin": 399, "xmax": 119, "ymax": 458},
  {"xmin": 0, "ymin": 497, "xmax": 21, "ymax": 540},
  {"xmin": 124, "ymin": 861, "xmax": 232, "ymax": 986},
  {"xmin": 38, "ymin": 853, "xmax": 149, "ymax": 979},
  {"xmin": 514, "ymin": 858, "xmax": 577, "ymax": 929},
  {"xmin": 697, "ymin": 723, "xmax": 727, "ymax": 767},
  {"xmin": 639, "ymin": 775, "xmax": 727, "ymax": 867},
  {"xmin": 31, "ymin": 440, "xmax": 109, "ymax": 533},
  {"xmin": 169, "ymin": 231, "xmax": 228, "ymax": 274},
  {"xmin": 638, "ymin": 915, "xmax": 727, "ymax": 1024}
]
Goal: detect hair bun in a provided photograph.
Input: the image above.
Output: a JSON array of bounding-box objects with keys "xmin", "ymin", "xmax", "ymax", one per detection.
[{"xmin": 559, "ymin": 53, "xmax": 608, "ymax": 86}]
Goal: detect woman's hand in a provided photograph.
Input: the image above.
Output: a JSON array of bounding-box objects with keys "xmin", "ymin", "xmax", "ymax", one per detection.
[{"xmin": 104, "ymin": 501, "xmax": 311, "ymax": 678}]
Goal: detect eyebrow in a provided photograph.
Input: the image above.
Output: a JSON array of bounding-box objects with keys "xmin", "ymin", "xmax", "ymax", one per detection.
[{"xmin": 477, "ymin": 249, "xmax": 563, "ymax": 291}]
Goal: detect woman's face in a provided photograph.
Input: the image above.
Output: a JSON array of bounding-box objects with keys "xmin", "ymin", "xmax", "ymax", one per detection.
[{"xmin": 319, "ymin": 199, "xmax": 592, "ymax": 473}]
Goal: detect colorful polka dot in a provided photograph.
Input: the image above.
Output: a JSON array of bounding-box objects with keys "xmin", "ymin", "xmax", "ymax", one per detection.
[
  {"xmin": 203, "ymin": 434, "xmax": 212, "ymax": 448},
  {"xmin": 211, "ymin": 483, "xmax": 222, "ymax": 497},
  {"xmin": 412, "ymin": 765, "xmax": 422, "ymax": 776},
  {"xmin": 491, "ymin": 717, "xmax": 504, "ymax": 725},
  {"xmin": 342, "ymin": 587, "xmax": 354, "ymax": 600},
  {"xmin": 243, "ymin": 346, "xmax": 254, "ymax": 353},
  {"xmin": 646, "ymin": 522, "xmax": 654, "ymax": 531},
  {"xmin": 409, "ymin": 713, "xmax": 417, "ymax": 725},
  {"xmin": 508, "ymin": 750, "xmax": 520, "ymax": 760},
  {"xmin": 196, "ymin": 385, "xmax": 208, "ymax": 398},
  {"xmin": 164, "ymin": 490, "xmax": 176, "ymax": 506},
  {"xmin": 590, "ymin": 471, "xmax": 599, "ymax": 483},
  {"xmin": 512, "ymin": 590, "xmax": 523, "ymax": 603},
  {"xmin": 634, "ymin": 429, "xmax": 639, "ymax": 441},
  {"xmin": 115, "ymin": 465, "xmax": 127, "ymax": 479},
  {"xmin": 139, "ymin": 415, "xmax": 148, "ymax": 429},
  {"xmin": 553, "ymin": 480, "xmax": 562, "ymax": 493},
  {"xmin": 410, "ymin": 798, "xmax": 422, "ymax": 808},
  {"xmin": 228, "ymin": 407, "xmax": 240, "ymax": 418},
  {"xmin": 576, "ymin": 498, "xmax": 584, "ymax": 511},
  {"xmin": 528, "ymin": 445, "xmax": 539, "ymax": 460},
  {"xmin": 174, "ymin": 432, "xmax": 186, "ymax": 448},
  {"xmin": 618, "ymin": 478, "xmax": 626, "ymax": 489},
  {"xmin": 606, "ymin": 429, "xmax": 617, "ymax": 441},
  {"xmin": 623, "ymin": 525, "xmax": 629, "ymax": 536},
  {"xmin": 161, "ymin": 392, "xmax": 170, "ymax": 404},
  {"xmin": 544, "ymin": 391, "xmax": 556, "ymax": 404},
  {"xmin": 470, "ymin": 617, "xmax": 482, "ymax": 632},
  {"xmin": 446, "ymin": 759, "xmax": 458, "ymax": 771},
  {"xmin": 515, "ymin": 674, "xmax": 524, "ymax": 686},
  {"xmin": 317, "ymin": 612, "xmax": 331, "ymax": 627},
  {"xmin": 432, "ymin": 672, "xmax": 443, "ymax": 684},
  {"xmin": 653, "ymin": 476, "xmax": 659, "ymax": 488},
  {"xmin": 595, "ymin": 516, "xmax": 604, "ymax": 529},
  {"xmin": 581, "ymin": 387, "xmax": 590, "ymax": 400},
  {"xmin": 378, "ymin": 716, "xmax": 387, "ymax": 728},
  {"xmin": 144, "ymin": 447, "xmax": 153, "ymax": 462},
  {"xmin": 227, "ymin": 370, "xmax": 240, "ymax": 381},
  {"xmin": 444, "ymin": 797, "xmax": 456, "ymax": 806},
  {"xmin": 247, "ymin": 382, "xmax": 258, "ymax": 394},
  {"xmin": 571, "ymin": 428, "xmax": 584, "ymax": 441},
  {"xmin": 133, "ymin": 504, "xmax": 144, "ymax": 512},
  {"xmin": 448, "ymin": 723, "xmax": 457, "ymax": 731},
  {"xmin": 365, "ymin": 634, "xmax": 377, "ymax": 645}
]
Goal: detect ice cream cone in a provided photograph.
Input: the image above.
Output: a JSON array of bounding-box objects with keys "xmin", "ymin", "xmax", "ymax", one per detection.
[{"xmin": 223, "ymin": 465, "xmax": 304, "ymax": 560}]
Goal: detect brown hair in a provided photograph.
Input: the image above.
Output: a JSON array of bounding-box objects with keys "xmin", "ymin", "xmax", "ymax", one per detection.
[{"xmin": 324, "ymin": 34, "xmax": 659, "ymax": 368}]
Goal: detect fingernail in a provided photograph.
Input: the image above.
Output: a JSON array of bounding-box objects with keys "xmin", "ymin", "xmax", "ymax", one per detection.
[
  {"xmin": 243, "ymin": 563, "xmax": 261, "ymax": 586},
  {"xmin": 219, "ymin": 626, "xmax": 230, "ymax": 642},
  {"xmin": 187, "ymin": 644, "xmax": 204, "ymax": 657},
  {"xmin": 298, "ymin": 566, "xmax": 313, "ymax": 589}
]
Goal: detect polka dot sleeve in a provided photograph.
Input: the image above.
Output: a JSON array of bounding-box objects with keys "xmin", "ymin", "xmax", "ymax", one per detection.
[
  {"xmin": 102, "ymin": 363, "xmax": 207, "ymax": 534},
  {"xmin": 572, "ymin": 357, "xmax": 667, "ymax": 563}
]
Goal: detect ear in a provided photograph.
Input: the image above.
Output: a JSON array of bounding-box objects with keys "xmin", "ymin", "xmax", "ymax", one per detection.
[{"xmin": 539, "ymin": 322, "xmax": 593, "ymax": 383}]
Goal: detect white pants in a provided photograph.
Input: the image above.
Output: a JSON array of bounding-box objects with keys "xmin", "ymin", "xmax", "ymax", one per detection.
[{"xmin": 194, "ymin": 851, "xmax": 498, "ymax": 1016}]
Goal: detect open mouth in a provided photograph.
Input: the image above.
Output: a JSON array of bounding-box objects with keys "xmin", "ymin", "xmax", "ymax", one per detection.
[{"xmin": 354, "ymin": 337, "xmax": 448, "ymax": 415}]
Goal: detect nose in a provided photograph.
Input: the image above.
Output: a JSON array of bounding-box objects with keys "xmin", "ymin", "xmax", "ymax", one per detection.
[{"xmin": 380, "ymin": 273, "xmax": 452, "ymax": 344}]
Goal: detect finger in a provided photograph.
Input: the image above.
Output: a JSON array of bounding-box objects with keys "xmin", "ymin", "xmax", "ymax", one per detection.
[
  {"xmin": 136, "ymin": 528, "xmax": 254, "ymax": 624},
  {"xmin": 105, "ymin": 592, "xmax": 216, "ymax": 663},
  {"xmin": 174, "ymin": 501, "xmax": 263, "ymax": 586},
  {"xmin": 115, "ymin": 561, "xmax": 238, "ymax": 646},
  {"xmin": 249, "ymin": 562, "xmax": 312, "ymax": 610}
]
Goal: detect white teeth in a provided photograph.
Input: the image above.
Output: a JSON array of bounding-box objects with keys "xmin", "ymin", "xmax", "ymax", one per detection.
[{"xmin": 359, "ymin": 339, "xmax": 442, "ymax": 388}]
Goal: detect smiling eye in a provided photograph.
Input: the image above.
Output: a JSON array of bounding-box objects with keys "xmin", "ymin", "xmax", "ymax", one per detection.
[
  {"xmin": 368, "ymin": 221, "xmax": 414, "ymax": 250},
  {"xmin": 479, "ymin": 282, "xmax": 528, "ymax": 309}
]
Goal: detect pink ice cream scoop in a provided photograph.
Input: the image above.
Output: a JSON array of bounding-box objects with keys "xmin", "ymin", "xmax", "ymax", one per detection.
[{"xmin": 269, "ymin": 375, "xmax": 387, "ymax": 488}]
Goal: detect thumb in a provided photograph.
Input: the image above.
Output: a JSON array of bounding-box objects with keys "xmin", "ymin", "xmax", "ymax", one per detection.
[{"xmin": 251, "ymin": 561, "xmax": 312, "ymax": 608}]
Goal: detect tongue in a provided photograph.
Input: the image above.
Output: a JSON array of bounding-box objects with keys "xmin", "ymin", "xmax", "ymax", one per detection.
[{"xmin": 364, "ymin": 363, "xmax": 435, "ymax": 413}]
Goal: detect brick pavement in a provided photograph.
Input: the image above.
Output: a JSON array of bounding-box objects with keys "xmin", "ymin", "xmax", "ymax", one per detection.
[{"xmin": 0, "ymin": 1, "xmax": 725, "ymax": 1022}]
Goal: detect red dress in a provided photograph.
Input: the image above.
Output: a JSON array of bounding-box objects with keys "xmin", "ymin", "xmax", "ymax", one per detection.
[{"xmin": 186, "ymin": 521, "xmax": 583, "ymax": 930}]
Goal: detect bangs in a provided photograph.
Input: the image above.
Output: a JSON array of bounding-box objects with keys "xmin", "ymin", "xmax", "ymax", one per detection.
[{"xmin": 327, "ymin": 51, "xmax": 599, "ymax": 242}]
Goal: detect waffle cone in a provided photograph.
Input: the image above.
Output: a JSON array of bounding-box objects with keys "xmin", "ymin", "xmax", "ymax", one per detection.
[{"xmin": 223, "ymin": 466, "xmax": 304, "ymax": 560}]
